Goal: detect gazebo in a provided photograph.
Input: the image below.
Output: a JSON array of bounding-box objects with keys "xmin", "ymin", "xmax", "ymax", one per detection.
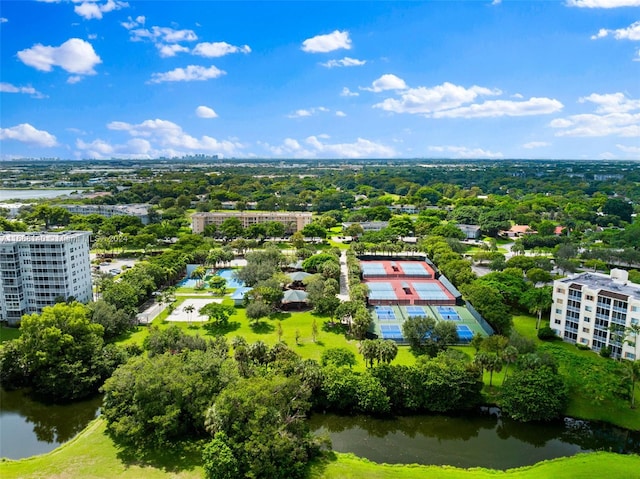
[{"xmin": 282, "ymin": 289, "xmax": 309, "ymax": 310}]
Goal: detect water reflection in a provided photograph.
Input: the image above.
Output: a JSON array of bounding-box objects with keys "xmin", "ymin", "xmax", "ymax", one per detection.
[
  {"xmin": 309, "ymin": 409, "xmax": 640, "ymax": 469},
  {"xmin": 0, "ymin": 388, "xmax": 102, "ymax": 459}
]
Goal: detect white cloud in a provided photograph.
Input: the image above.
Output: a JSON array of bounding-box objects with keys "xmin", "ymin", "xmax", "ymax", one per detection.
[
  {"xmin": 17, "ymin": 38, "xmax": 101, "ymax": 74},
  {"xmin": 579, "ymin": 92, "xmax": 640, "ymax": 113},
  {"xmin": 149, "ymin": 65, "xmax": 225, "ymax": 83},
  {"xmin": 550, "ymin": 92, "xmax": 640, "ymax": 137},
  {"xmin": 341, "ymin": 87, "xmax": 359, "ymax": 97},
  {"xmin": 301, "ymin": 30, "xmax": 351, "ymax": 53},
  {"xmin": 616, "ymin": 144, "xmax": 640, "ymax": 154},
  {"xmin": 428, "ymin": 145, "xmax": 503, "ymax": 159},
  {"xmin": 304, "ymin": 136, "xmax": 395, "ymax": 158},
  {"xmin": 374, "ymin": 82, "xmax": 500, "ymax": 114},
  {"xmin": 567, "ymin": 0, "xmax": 640, "ymax": 7},
  {"xmin": 492, "ymin": 0, "xmax": 502, "ymax": 4},
  {"xmin": 287, "ymin": 107, "xmax": 330, "ymax": 118},
  {"xmin": 105, "ymin": 118, "xmax": 242, "ymax": 156},
  {"xmin": 591, "ymin": 21, "xmax": 640, "ymax": 40},
  {"xmin": 321, "ymin": 57, "xmax": 366, "ymax": 68},
  {"xmin": 121, "ymin": 15, "xmax": 145, "ymax": 30},
  {"xmin": 433, "ymin": 97, "xmax": 563, "ymax": 118},
  {"xmin": 523, "ymin": 141, "xmax": 551, "ymax": 149},
  {"xmin": 264, "ymin": 135, "xmax": 395, "ymax": 158},
  {"xmin": 362, "ymin": 74, "xmax": 407, "ymax": 92},
  {"xmin": 0, "ymin": 123, "xmax": 57, "ymax": 147},
  {"xmin": 1, "ymin": 17, "xmax": 8, "ymax": 23},
  {"xmin": 75, "ymin": 137, "xmax": 156, "ymax": 159},
  {"xmin": 67, "ymin": 75, "xmax": 83, "ymax": 84},
  {"xmin": 335, "ymin": 111, "xmax": 347, "ymax": 117},
  {"xmin": 128, "ymin": 25, "xmax": 197, "ymax": 44},
  {"xmin": 74, "ymin": 1, "xmax": 128, "ymax": 20},
  {"xmin": 192, "ymin": 41, "xmax": 251, "ymax": 57},
  {"xmin": 196, "ymin": 105, "xmax": 218, "ymax": 118},
  {"xmin": 157, "ymin": 43, "xmax": 190, "ymax": 58},
  {"xmin": 0, "ymin": 82, "xmax": 46, "ymax": 98},
  {"xmin": 370, "ymin": 80, "xmax": 560, "ymax": 118},
  {"xmin": 288, "ymin": 109, "xmax": 313, "ymax": 118}
]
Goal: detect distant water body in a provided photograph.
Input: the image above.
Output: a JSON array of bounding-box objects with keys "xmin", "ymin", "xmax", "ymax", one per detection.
[{"xmin": 0, "ymin": 189, "xmax": 82, "ymax": 201}]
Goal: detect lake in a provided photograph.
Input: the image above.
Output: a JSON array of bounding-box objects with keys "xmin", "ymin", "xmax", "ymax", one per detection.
[
  {"xmin": 308, "ymin": 409, "xmax": 640, "ymax": 469},
  {"xmin": 0, "ymin": 189, "xmax": 83, "ymax": 201},
  {"xmin": 2, "ymin": 389, "xmax": 639, "ymax": 466},
  {"xmin": 0, "ymin": 388, "xmax": 102, "ymax": 460}
]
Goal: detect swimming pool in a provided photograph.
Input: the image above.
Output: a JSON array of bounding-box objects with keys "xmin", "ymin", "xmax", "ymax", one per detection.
[{"xmin": 216, "ymin": 269, "xmax": 245, "ymax": 288}]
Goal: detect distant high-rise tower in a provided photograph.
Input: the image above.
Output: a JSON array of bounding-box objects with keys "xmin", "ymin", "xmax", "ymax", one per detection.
[{"xmin": 0, "ymin": 231, "xmax": 93, "ymax": 324}]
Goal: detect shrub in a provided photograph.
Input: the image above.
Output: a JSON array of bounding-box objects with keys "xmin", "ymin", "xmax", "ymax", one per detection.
[{"xmin": 537, "ymin": 326, "xmax": 558, "ymax": 341}]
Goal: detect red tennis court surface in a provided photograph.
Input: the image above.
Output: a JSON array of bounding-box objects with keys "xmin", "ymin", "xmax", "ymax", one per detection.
[
  {"xmin": 365, "ymin": 278, "xmax": 456, "ymax": 306},
  {"xmin": 360, "ymin": 260, "xmax": 435, "ymax": 279}
]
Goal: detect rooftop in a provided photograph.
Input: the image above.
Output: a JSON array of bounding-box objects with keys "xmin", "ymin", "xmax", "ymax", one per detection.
[{"xmin": 559, "ymin": 270, "xmax": 640, "ymax": 300}]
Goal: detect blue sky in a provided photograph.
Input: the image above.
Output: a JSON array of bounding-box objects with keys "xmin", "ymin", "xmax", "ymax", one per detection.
[{"xmin": 1, "ymin": 0, "xmax": 639, "ymax": 160}]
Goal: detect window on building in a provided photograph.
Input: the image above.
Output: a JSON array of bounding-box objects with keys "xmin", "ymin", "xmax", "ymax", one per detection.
[
  {"xmin": 586, "ymin": 295, "xmax": 594, "ymax": 301},
  {"xmin": 585, "ymin": 305, "xmax": 592, "ymax": 312}
]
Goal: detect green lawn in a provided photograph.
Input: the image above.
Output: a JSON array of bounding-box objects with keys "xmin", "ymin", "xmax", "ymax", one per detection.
[
  {"xmin": 122, "ymin": 295, "xmax": 417, "ymax": 369},
  {"xmin": 2, "ymin": 417, "xmax": 638, "ymax": 479},
  {"xmin": 0, "ymin": 325, "xmax": 21, "ymax": 343}
]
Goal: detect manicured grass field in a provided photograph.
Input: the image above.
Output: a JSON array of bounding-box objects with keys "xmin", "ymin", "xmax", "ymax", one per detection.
[
  {"xmin": 122, "ymin": 294, "xmax": 417, "ymax": 368},
  {"xmin": 0, "ymin": 325, "xmax": 21, "ymax": 343},
  {"xmin": 2, "ymin": 418, "xmax": 638, "ymax": 479}
]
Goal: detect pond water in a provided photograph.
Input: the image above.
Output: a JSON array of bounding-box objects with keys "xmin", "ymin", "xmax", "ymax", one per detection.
[
  {"xmin": 308, "ymin": 409, "xmax": 640, "ymax": 469},
  {"xmin": 3, "ymin": 387, "xmax": 639, "ymax": 466},
  {"xmin": 0, "ymin": 388, "xmax": 102, "ymax": 459},
  {"xmin": 0, "ymin": 189, "xmax": 83, "ymax": 201}
]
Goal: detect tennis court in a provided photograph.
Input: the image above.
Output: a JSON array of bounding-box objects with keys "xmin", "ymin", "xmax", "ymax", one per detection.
[
  {"xmin": 456, "ymin": 324, "xmax": 474, "ymax": 342},
  {"xmin": 437, "ymin": 305, "xmax": 461, "ymax": 321},
  {"xmin": 368, "ymin": 282, "xmax": 398, "ymax": 301},
  {"xmin": 362, "ymin": 262, "xmax": 387, "ymax": 277},
  {"xmin": 375, "ymin": 305, "xmax": 397, "ymax": 320},
  {"xmin": 412, "ymin": 282, "xmax": 450, "ymax": 301},
  {"xmin": 380, "ymin": 324, "xmax": 404, "ymax": 340},
  {"xmin": 406, "ymin": 305, "xmax": 427, "ymax": 317},
  {"xmin": 398, "ymin": 261, "xmax": 432, "ymax": 277}
]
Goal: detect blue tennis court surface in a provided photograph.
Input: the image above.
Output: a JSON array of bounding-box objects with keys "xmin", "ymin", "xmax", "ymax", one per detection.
[
  {"xmin": 438, "ymin": 306, "xmax": 460, "ymax": 320},
  {"xmin": 375, "ymin": 305, "xmax": 397, "ymax": 320},
  {"xmin": 406, "ymin": 305, "xmax": 427, "ymax": 317},
  {"xmin": 362, "ymin": 263, "xmax": 387, "ymax": 276},
  {"xmin": 398, "ymin": 261, "xmax": 430, "ymax": 277},
  {"xmin": 413, "ymin": 282, "xmax": 449, "ymax": 301},
  {"xmin": 457, "ymin": 324, "xmax": 474, "ymax": 341},
  {"xmin": 380, "ymin": 324, "xmax": 404, "ymax": 340}
]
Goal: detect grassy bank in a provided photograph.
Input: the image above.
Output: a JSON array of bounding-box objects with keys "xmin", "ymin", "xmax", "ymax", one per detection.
[{"xmin": 2, "ymin": 417, "xmax": 638, "ymax": 479}]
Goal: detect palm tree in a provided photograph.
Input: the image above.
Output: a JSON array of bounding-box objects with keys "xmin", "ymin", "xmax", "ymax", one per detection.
[
  {"xmin": 625, "ymin": 360, "xmax": 640, "ymax": 409},
  {"xmin": 625, "ymin": 324, "xmax": 640, "ymax": 363},
  {"xmin": 522, "ymin": 285, "xmax": 553, "ymax": 330},
  {"xmin": 501, "ymin": 345, "xmax": 519, "ymax": 385},
  {"xmin": 184, "ymin": 304, "xmax": 195, "ymax": 326}
]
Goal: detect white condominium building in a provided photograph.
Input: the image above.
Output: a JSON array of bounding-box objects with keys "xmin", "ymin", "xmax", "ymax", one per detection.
[
  {"xmin": 0, "ymin": 231, "xmax": 93, "ymax": 324},
  {"xmin": 59, "ymin": 204, "xmax": 151, "ymax": 224},
  {"xmin": 550, "ymin": 269, "xmax": 640, "ymax": 360},
  {"xmin": 191, "ymin": 211, "xmax": 313, "ymax": 234}
]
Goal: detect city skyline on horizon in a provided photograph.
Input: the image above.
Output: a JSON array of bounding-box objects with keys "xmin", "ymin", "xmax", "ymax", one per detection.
[{"xmin": 1, "ymin": 0, "xmax": 639, "ymax": 161}]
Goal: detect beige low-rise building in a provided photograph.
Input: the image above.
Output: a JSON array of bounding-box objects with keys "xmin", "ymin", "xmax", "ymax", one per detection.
[{"xmin": 191, "ymin": 211, "xmax": 312, "ymax": 235}]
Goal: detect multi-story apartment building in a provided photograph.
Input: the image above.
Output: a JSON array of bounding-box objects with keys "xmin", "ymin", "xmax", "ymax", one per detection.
[
  {"xmin": 0, "ymin": 231, "xmax": 93, "ymax": 324},
  {"xmin": 59, "ymin": 204, "xmax": 151, "ymax": 224},
  {"xmin": 550, "ymin": 269, "xmax": 640, "ymax": 360},
  {"xmin": 191, "ymin": 212, "xmax": 312, "ymax": 235}
]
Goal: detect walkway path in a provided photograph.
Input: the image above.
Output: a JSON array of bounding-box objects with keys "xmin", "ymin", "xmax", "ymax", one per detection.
[{"xmin": 337, "ymin": 250, "xmax": 350, "ymax": 302}]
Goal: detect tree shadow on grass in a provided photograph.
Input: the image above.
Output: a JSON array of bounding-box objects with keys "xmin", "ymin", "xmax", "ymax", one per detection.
[
  {"xmin": 113, "ymin": 437, "xmax": 204, "ymax": 473},
  {"xmin": 250, "ymin": 321, "xmax": 275, "ymax": 334},
  {"xmin": 322, "ymin": 321, "xmax": 348, "ymax": 335},
  {"xmin": 270, "ymin": 311, "xmax": 292, "ymax": 321},
  {"xmin": 203, "ymin": 320, "xmax": 241, "ymax": 336}
]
